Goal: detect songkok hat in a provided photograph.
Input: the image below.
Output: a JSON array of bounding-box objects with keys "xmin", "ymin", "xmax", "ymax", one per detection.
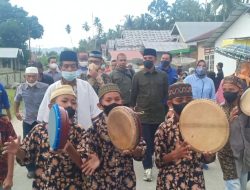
[
  {"xmin": 89, "ymin": 50, "xmax": 102, "ymax": 59},
  {"xmin": 50, "ymin": 85, "xmax": 76, "ymax": 101},
  {"xmin": 98, "ymin": 83, "xmax": 121, "ymax": 99},
  {"xmin": 25, "ymin": 67, "xmax": 38, "ymax": 74},
  {"xmin": 168, "ymin": 82, "xmax": 192, "ymax": 100},
  {"xmin": 59, "ymin": 50, "xmax": 78, "ymax": 62},
  {"xmin": 223, "ymin": 75, "xmax": 244, "ymax": 90},
  {"xmin": 143, "ymin": 48, "xmax": 157, "ymax": 57}
]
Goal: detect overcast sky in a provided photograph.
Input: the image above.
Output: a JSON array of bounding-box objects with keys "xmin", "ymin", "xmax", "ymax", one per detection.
[{"xmin": 9, "ymin": 0, "xmax": 206, "ymax": 49}]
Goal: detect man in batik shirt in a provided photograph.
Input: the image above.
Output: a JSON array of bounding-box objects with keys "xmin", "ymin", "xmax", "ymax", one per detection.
[
  {"xmin": 86, "ymin": 83, "xmax": 146, "ymax": 189},
  {"xmin": 154, "ymin": 82, "xmax": 215, "ymax": 190},
  {"xmin": 218, "ymin": 75, "xmax": 250, "ymax": 190},
  {"xmin": 4, "ymin": 85, "xmax": 100, "ymax": 190}
]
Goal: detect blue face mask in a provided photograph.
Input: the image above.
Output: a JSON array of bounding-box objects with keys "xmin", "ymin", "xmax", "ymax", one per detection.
[
  {"xmin": 195, "ymin": 66, "xmax": 206, "ymax": 77},
  {"xmin": 62, "ymin": 71, "xmax": 77, "ymax": 81}
]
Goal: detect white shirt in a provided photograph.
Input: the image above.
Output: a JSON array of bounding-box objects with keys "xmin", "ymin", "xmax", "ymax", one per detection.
[{"xmin": 37, "ymin": 79, "xmax": 101, "ymax": 129}]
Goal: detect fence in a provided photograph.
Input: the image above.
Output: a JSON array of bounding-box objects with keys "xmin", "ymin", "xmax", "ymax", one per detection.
[{"xmin": 0, "ymin": 71, "xmax": 24, "ymax": 87}]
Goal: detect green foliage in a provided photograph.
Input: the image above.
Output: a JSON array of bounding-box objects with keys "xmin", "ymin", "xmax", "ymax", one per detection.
[
  {"xmin": 0, "ymin": 0, "xmax": 43, "ymax": 48},
  {"xmin": 82, "ymin": 22, "xmax": 90, "ymax": 32},
  {"xmin": 171, "ymin": 0, "xmax": 204, "ymax": 22},
  {"xmin": 78, "ymin": 0, "xmax": 247, "ymax": 50},
  {"xmin": 148, "ymin": 0, "xmax": 171, "ymax": 29},
  {"xmin": 0, "ymin": 0, "xmax": 43, "ymax": 64},
  {"xmin": 211, "ymin": 0, "xmax": 243, "ymax": 21},
  {"xmin": 65, "ymin": 24, "xmax": 71, "ymax": 34}
]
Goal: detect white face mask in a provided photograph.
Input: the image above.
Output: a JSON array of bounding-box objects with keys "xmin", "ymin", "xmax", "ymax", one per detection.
[
  {"xmin": 26, "ymin": 81, "xmax": 37, "ymax": 87},
  {"xmin": 79, "ymin": 61, "xmax": 88, "ymax": 67},
  {"xmin": 49, "ymin": 63, "xmax": 57, "ymax": 69}
]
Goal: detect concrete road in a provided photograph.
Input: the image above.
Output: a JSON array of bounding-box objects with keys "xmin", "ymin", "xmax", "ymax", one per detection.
[{"xmin": 11, "ymin": 119, "xmax": 250, "ymax": 190}]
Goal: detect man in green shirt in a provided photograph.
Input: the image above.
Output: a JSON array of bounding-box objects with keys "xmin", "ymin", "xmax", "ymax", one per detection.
[
  {"xmin": 110, "ymin": 53, "xmax": 134, "ymax": 106},
  {"xmin": 130, "ymin": 48, "xmax": 168, "ymax": 182}
]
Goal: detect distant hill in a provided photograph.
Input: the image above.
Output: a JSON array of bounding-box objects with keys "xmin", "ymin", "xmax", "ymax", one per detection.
[{"xmin": 31, "ymin": 47, "xmax": 66, "ymax": 54}]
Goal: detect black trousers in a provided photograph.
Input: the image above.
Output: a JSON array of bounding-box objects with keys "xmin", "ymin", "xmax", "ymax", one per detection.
[{"xmin": 142, "ymin": 123, "xmax": 159, "ymax": 169}]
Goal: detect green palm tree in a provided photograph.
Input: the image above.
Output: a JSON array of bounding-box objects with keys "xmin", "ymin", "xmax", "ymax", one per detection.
[
  {"xmin": 65, "ymin": 24, "xmax": 73, "ymax": 47},
  {"xmin": 124, "ymin": 15, "xmax": 134, "ymax": 29},
  {"xmin": 82, "ymin": 22, "xmax": 90, "ymax": 32},
  {"xmin": 65, "ymin": 24, "xmax": 71, "ymax": 34}
]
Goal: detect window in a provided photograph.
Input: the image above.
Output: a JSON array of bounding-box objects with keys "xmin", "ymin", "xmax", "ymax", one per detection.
[{"xmin": 204, "ymin": 48, "xmax": 214, "ymax": 71}]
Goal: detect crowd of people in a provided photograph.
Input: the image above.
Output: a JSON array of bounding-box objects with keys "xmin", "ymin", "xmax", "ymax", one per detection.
[{"xmin": 0, "ymin": 48, "xmax": 249, "ymax": 190}]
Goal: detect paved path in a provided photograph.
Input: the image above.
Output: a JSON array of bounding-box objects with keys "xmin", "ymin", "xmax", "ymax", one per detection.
[{"xmin": 11, "ymin": 119, "xmax": 250, "ymax": 190}]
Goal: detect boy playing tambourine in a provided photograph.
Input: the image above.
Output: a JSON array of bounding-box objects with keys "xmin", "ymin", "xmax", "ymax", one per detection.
[{"xmin": 3, "ymin": 85, "xmax": 100, "ymax": 190}]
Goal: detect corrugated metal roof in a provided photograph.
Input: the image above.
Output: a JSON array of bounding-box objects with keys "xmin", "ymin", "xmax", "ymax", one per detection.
[
  {"xmin": 186, "ymin": 28, "xmax": 218, "ymax": 43},
  {"xmin": 143, "ymin": 41, "xmax": 189, "ymax": 52},
  {"xmin": 0, "ymin": 48, "xmax": 23, "ymax": 58},
  {"xmin": 114, "ymin": 30, "xmax": 175, "ymax": 50},
  {"xmin": 121, "ymin": 30, "xmax": 173, "ymax": 42},
  {"xmin": 171, "ymin": 22, "xmax": 223, "ymax": 42},
  {"xmin": 205, "ymin": 4, "xmax": 250, "ymax": 47}
]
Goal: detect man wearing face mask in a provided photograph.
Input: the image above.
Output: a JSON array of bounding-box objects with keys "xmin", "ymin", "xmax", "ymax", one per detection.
[
  {"xmin": 131, "ymin": 48, "xmax": 168, "ymax": 182},
  {"xmin": 184, "ymin": 59, "xmax": 215, "ymax": 100},
  {"xmin": 77, "ymin": 51, "xmax": 88, "ymax": 80},
  {"xmin": 14, "ymin": 66, "xmax": 48, "ymax": 178},
  {"xmin": 155, "ymin": 82, "xmax": 215, "ymax": 189},
  {"xmin": 37, "ymin": 50, "xmax": 101, "ymax": 130},
  {"xmin": 44, "ymin": 56, "xmax": 62, "ymax": 82},
  {"xmin": 218, "ymin": 75, "xmax": 250, "ymax": 190},
  {"xmin": 158, "ymin": 52, "xmax": 178, "ymax": 85},
  {"xmin": 88, "ymin": 50, "xmax": 111, "ymax": 84}
]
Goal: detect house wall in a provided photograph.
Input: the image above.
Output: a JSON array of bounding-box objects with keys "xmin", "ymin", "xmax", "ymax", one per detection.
[
  {"xmin": 214, "ymin": 12, "xmax": 250, "ymax": 76},
  {"xmin": 197, "ymin": 42, "xmax": 205, "ymax": 60}
]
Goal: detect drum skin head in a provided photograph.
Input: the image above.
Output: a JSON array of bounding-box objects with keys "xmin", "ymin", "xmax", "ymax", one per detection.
[
  {"xmin": 48, "ymin": 104, "xmax": 70, "ymax": 150},
  {"xmin": 179, "ymin": 99, "xmax": 229, "ymax": 153},
  {"xmin": 240, "ymin": 88, "xmax": 250, "ymax": 116},
  {"xmin": 107, "ymin": 106, "xmax": 140, "ymax": 150}
]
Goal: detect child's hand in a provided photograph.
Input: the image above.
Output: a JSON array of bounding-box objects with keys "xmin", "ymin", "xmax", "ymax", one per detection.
[
  {"xmin": 81, "ymin": 153, "xmax": 100, "ymax": 176},
  {"xmin": 172, "ymin": 141, "xmax": 191, "ymax": 161},
  {"xmin": 3, "ymin": 176, "xmax": 13, "ymax": 190},
  {"xmin": 122, "ymin": 147, "xmax": 143, "ymax": 158},
  {"xmin": 229, "ymin": 106, "xmax": 239, "ymax": 122},
  {"xmin": 3, "ymin": 136, "xmax": 21, "ymax": 155}
]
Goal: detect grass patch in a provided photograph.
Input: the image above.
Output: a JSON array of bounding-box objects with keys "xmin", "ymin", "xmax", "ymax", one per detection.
[
  {"xmin": 6, "ymin": 89, "xmax": 16, "ymax": 117},
  {"xmin": 5, "ymin": 89, "xmax": 23, "ymax": 118}
]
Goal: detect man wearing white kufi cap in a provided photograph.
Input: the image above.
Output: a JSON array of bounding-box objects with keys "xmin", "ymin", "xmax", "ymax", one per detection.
[{"xmin": 14, "ymin": 66, "xmax": 49, "ymax": 178}]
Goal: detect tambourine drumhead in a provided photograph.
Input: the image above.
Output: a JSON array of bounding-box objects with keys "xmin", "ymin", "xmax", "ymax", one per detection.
[
  {"xmin": 240, "ymin": 88, "xmax": 250, "ymax": 116},
  {"xmin": 179, "ymin": 99, "xmax": 229, "ymax": 153},
  {"xmin": 48, "ymin": 104, "xmax": 70, "ymax": 150},
  {"xmin": 107, "ymin": 106, "xmax": 141, "ymax": 150}
]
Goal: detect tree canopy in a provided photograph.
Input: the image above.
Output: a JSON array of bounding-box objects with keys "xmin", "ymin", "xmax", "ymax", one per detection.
[{"xmin": 0, "ymin": 0, "xmax": 43, "ymax": 48}]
